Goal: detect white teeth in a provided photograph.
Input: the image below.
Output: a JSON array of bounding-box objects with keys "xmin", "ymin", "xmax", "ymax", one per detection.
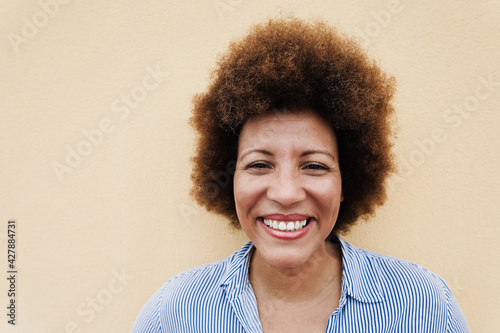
[{"xmin": 262, "ymin": 219, "xmax": 309, "ymax": 232}]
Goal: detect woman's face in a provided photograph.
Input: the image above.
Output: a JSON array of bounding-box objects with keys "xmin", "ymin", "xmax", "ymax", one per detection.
[{"xmin": 234, "ymin": 110, "xmax": 343, "ymax": 269}]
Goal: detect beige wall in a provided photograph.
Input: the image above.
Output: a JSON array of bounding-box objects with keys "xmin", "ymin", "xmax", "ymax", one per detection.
[{"xmin": 1, "ymin": 0, "xmax": 499, "ymax": 332}]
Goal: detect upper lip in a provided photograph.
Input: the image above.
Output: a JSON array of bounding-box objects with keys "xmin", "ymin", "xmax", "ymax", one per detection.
[{"xmin": 261, "ymin": 213, "xmax": 310, "ymax": 221}]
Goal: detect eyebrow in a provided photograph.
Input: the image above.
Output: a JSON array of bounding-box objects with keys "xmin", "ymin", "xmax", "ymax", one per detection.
[
  {"xmin": 239, "ymin": 149, "xmax": 336, "ymax": 161},
  {"xmin": 239, "ymin": 149, "xmax": 273, "ymax": 160},
  {"xmin": 301, "ymin": 150, "xmax": 337, "ymax": 161}
]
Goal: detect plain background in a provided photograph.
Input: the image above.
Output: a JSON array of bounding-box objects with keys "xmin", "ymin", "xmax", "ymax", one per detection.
[{"xmin": 1, "ymin": 0, "xmax": 499, "ymax": 332}]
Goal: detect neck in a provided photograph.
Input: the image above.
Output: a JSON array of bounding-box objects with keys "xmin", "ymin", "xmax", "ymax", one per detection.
[{"xmin": 249, "ymin": 240, "xmax": 342, "ymax": 302}]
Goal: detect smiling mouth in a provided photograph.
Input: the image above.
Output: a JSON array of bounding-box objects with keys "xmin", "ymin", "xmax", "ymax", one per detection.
[{"xmin": 260, "ymin": 218, "xmax": 312, "ymax": 232}]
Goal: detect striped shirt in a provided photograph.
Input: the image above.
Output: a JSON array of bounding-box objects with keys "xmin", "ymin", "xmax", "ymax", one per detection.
[{"xmin": 132, "ymin": 237, "xmax": 470, "ymax": 332}]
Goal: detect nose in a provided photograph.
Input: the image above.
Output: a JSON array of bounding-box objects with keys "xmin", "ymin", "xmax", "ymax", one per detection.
[{"xmin": 266, "ymin": 168, "xmax": 306, "ymax": 207}]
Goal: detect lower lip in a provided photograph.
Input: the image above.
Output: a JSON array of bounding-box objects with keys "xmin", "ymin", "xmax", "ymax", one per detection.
[{"xmin": 260, "ymin": 219, "xmax": 315, "ymax": 240}]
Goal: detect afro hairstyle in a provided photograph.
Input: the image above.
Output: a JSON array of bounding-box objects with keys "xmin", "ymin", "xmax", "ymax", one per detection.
[{"xmin": 189, "ymin": 17, "xmax": 396, "ymax": 234}]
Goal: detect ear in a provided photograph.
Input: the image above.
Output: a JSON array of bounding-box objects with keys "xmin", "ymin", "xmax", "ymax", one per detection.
[{"xmin": 340, "ymin": 191, "xmax": 344, "ymax": 202}]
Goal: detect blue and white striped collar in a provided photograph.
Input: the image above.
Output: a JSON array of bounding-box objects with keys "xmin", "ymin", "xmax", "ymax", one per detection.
[
  {"xmin": 220, "ymin": 235, "xmax": 385, "ymax": 304},
  {"xmin": 337, "ymin": 236, "xmax": 385, "ymax": 303},
  {"xmin": 220, "ymin": 241, "xmax": 254, "ymax": 301}
]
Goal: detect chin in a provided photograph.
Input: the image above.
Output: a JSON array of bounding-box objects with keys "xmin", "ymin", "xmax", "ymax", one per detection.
[{"xmin": 260, "ymin": 248, "xmax": 314, "ymax": 270}]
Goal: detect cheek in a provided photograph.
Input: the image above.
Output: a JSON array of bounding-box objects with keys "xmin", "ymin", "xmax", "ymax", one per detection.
[
  {"xmin": 307, "ymin": 178, "xmax": 342, "ymax": 207},
  {"xmin": 233, "ymin": 173, "xmax": 265, "ymax": 215}
]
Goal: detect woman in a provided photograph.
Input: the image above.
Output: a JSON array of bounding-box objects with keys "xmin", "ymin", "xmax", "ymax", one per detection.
[{"xmin": 132, "ymin": 17, "xmax": 470, "ymax": 332}]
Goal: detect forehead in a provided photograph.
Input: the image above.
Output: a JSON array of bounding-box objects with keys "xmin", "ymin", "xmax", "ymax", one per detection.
[
  {"xmin": 243, "ymin": 109, "xmax": 333, "ymax": 130},
  {"xmin": 238, "ymin": 110, "xmax": 338, "ymax": 151}
]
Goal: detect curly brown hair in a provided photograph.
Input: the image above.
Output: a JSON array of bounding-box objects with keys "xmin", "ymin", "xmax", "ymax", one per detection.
[{"xmin": 190, "ymin": 17, "xmax": 395, "ymax": 234}]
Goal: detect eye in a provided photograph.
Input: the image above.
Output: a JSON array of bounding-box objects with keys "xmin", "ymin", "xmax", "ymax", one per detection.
[
  {"xmin": 246, "ymin": 161, "xmax": 271, "ymax": 169},
  {"xmin": 303, "ymin": 162, "xmax": 330, "ymax": 171}
]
